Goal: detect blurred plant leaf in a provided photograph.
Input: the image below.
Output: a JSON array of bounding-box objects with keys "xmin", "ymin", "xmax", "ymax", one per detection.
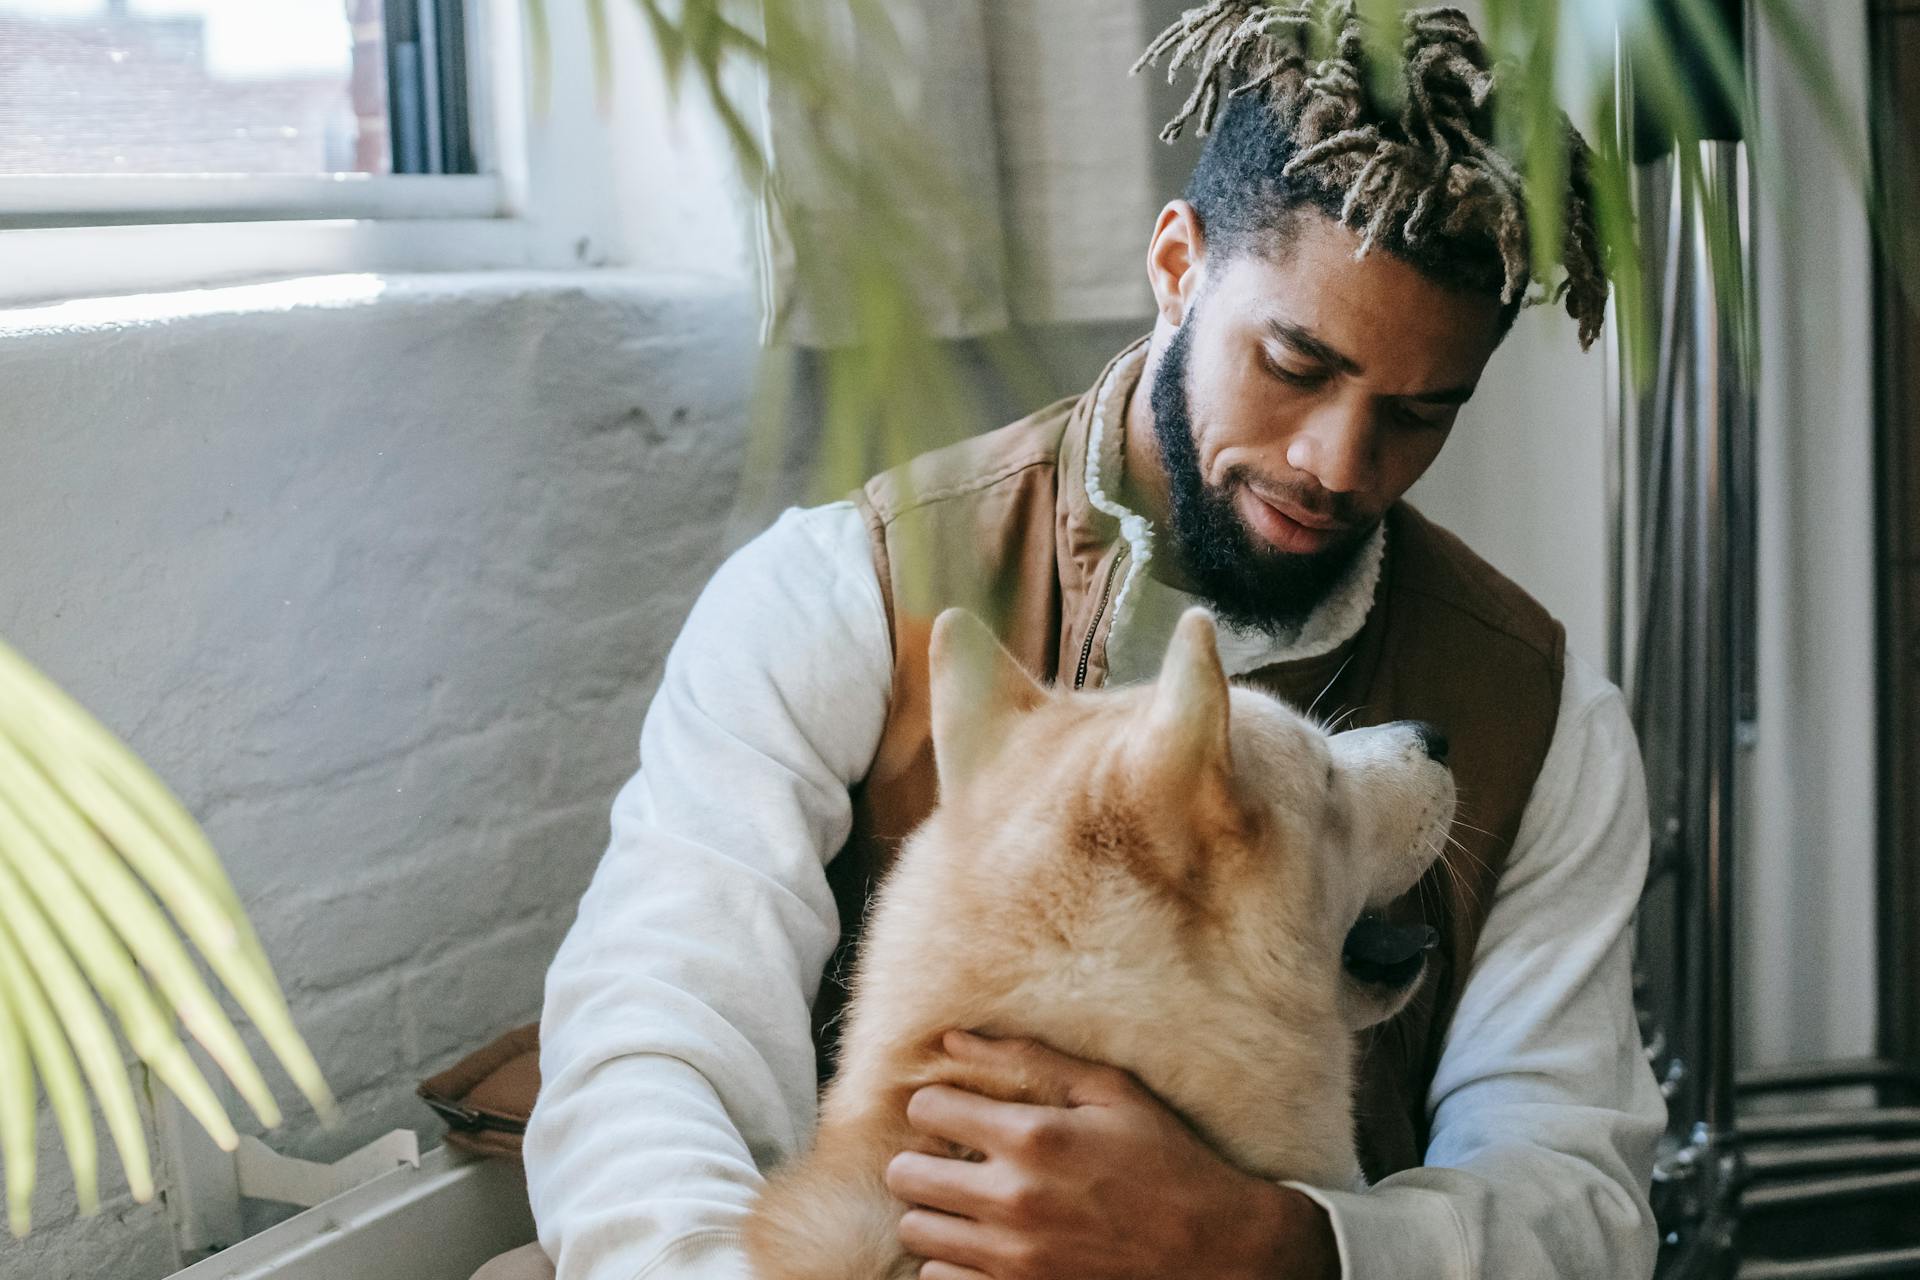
[
  {"xmin": 526, "ymin": 0, "xmax": 1049, "ymax": 504},
  {"xmin": 525, "ymin": 0, "xmax": 553, "ymax": 116},
  {"xmin": 0, "ymin": 638, "xmax": 333, "ymax": 1236},
  {"xmin": 1591, "ymin": 79, "xmax": 1653, "ymax": 384},
  {"xmin": 529, "ymin": 0, "xmax": 1899, "ymax": 426},
  {"xmin": 0, "ymin": 911, "xmax": 98, "ymax": 1226}
]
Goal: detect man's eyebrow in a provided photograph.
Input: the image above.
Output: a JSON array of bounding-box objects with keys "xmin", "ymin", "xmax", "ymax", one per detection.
[
  {"xmin": 1264, "ymin": 319, "xmax": 1361, "ymax": 375},
  {"xmin": 1264, "ymin": 317, "xmax": 1476, "ymax": 406}
]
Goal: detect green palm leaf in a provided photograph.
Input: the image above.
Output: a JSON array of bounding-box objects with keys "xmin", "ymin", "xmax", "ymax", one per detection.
[{"xmin": 0, "ymin": 638, "xmax": 332, "ymax": 1237}]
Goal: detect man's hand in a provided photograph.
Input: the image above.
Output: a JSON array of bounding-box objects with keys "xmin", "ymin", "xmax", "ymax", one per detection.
[{"xmin": 884, "ymin": 1031, "xmax": 1341, "ymax": 1280}]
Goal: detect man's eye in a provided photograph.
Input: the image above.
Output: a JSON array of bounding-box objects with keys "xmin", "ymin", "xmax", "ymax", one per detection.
[
  {"xmin": 1391, "ymin": 404, "xmax": 1450, "ymax": 431},
  {"xmin": 1261, "ymin": 354, "xmax": 1327, "ymax": 388}
]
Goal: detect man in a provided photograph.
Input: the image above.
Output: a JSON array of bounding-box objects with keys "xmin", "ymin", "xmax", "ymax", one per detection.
[{"xmin": 524, "ymin": 3, "xmax": 1666, "ymax": 1277}]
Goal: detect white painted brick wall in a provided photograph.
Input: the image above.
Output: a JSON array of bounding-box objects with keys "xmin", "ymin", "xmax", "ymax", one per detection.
[{"xmin": 0, "ymin": 272, "xmax": 760, "ymax": 1278}]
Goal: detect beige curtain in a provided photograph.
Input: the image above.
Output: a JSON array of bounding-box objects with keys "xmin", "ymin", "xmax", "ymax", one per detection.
[{"xmin": 753, "ymin": 0, "xmax": 1162, "ymax": 347}]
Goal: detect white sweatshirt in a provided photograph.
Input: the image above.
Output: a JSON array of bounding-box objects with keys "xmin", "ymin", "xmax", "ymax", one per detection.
[{"xmin": 526, "ymin": 359, "xmax": 1668, "ymax": 1279}]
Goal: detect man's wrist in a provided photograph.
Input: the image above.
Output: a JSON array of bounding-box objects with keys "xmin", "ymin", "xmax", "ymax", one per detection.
[{"xmin": 1234, "ymin": 1178, "xmax": 1342, "ymax": 1280}]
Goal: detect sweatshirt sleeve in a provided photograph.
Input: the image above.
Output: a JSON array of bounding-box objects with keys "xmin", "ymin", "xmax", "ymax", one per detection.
[
  {"xmin": 1286, "ymin": 652, "xmax": 1669, "ymax": 1278},
  {"xmin": 523, "ymin": 501, "xmax": 893, "ymax": 1280}
]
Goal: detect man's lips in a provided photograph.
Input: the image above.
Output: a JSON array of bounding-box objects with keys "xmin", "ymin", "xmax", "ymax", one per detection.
[
  {"xmin": 1267, "ymin": 497, "xmax": 1341, "ymax": 530},
  {"xmin": 1236, "ymin": 487, "xmax": 1351, "ymax": 554}
]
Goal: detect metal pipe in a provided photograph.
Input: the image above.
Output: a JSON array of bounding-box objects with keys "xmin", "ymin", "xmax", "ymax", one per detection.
[
  {"xmin": 1630, "ymin": 138, "xmax": 1757, "ymax": 1280},
  {"xmin": 1695, "ymin": 136, "xmax": 1745, "ymax": 1144},
  {"xmin": 1742, "ymin": 1166, "xmax": 1920, "ymax": 1212},
  {"xmin": 1742, "ymin": 1137, "xmax": 1920, "ymax": 1178},
  {"xmin": 1739, "ymin": 1107, "xmax": 1920, "ymax": 1141},
  {"xmin": 1739, "ymin": 1247, "xmax": 1920, "ymax": 1280},
  {"xmin": 1739, "ymin": 1058, "xmax": 1920, "ymax": 1096}
]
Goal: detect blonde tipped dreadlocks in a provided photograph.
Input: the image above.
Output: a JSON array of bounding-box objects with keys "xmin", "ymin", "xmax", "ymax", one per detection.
[{"xmin": 1134, "ymin": 0, "xmax": 1609, "ymax": 348}]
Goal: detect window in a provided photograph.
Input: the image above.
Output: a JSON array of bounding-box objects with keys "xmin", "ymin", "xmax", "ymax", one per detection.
[
  {"xmin": 0, "ymin": 0, "xmax": 496, "ymax": 226},
  {"xmin": 0, "ymin": 0, "xmax": 630, "ymax": 308}
]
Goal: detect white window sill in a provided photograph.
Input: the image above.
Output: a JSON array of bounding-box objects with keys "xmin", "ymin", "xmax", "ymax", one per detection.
[
  {"xmin": 0, "ymin": 214, "xmax": 598, "ymax": 311},
  {"xmin": 0, "ymin": 267, "xmax": 751, "ymax": 344},
  {"xmin": 0, "ymin": 175, "xmax": 507, "ymax": 229}
]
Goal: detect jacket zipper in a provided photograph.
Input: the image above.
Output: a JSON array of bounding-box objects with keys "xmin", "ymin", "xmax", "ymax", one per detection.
[{"xmin": 1073, "ymin": 553, "xmax": 1126, "ymax": 689}]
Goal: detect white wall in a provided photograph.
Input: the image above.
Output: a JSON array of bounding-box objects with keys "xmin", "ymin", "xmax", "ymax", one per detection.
[
  {"xmin": 0, "ymin": 272, "xmax": 758, "ymax": 1278},
  {"xmin": 1737, "ymin": 0, "xmax": 1880, "ymax": 1067},
  {"xmin": 1408, "ymin": 308, "xmax": 1612, "ymax": 667}
]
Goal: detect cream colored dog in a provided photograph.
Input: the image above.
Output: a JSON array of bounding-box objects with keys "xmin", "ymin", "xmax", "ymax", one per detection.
[{"xmin": 745, "ymin": 607, "xmax": 1455, "ymax": 1280}]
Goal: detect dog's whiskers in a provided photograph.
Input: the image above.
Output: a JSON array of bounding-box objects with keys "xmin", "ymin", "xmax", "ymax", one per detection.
[
  {"xmin": 1448, "ymin": 815, "xmax": 1499, "ymax": 840},
  {"xmin": 1303, "ymin": 652, "xmax": 1359, "ymax": 724},
  {"xmin": 1324, "ymin": 705, "xmax": 1365, "ymax": 734},
  {"xmin": 1438, "ymin": 828, "xmax": 1493, "ymax": 878}
]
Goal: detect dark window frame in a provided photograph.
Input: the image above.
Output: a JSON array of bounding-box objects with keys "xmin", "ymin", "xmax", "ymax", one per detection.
[
  {"xmin": 386, "ymin": 0, "xmax": 475, "ymax": 176},
  {"xmin": 1872, "ymin": 0, "xmax": 1920, "ymax": 1073}
]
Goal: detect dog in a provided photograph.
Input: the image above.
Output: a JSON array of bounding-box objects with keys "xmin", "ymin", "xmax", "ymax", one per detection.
[{"xmin": 744, "ymin": 607, "xmax": 1455, "ymax": 1279}]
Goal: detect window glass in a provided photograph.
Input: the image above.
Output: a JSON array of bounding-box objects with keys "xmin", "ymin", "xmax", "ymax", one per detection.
[{"xmin": 0, "ymin": 0, "xmax": 390, "ymax": 175}]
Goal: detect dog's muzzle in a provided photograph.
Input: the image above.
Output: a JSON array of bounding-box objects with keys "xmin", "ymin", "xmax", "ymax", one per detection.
[{"xmin": 1342, "ymin": 914, "xmax": 1439, "ymax": 990}]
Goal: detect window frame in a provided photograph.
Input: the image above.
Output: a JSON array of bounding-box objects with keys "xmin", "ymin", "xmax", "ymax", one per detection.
[
  {"xmin": 0, "ymin": 174, "xmax": 505, "ymax": 227},
  {"xmin": 0, "ymin": 0, "xmax": 628, "ymax": 307}
]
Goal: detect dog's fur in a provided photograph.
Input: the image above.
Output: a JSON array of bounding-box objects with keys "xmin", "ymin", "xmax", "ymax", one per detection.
[{"xmin": 744, "ymin": 608, "xmax": 1455, "ymax": 1279}]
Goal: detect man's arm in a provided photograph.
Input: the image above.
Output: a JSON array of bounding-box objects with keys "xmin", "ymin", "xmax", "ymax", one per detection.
[
  {"xmin": 1285, "ymin": 651, "xmax": 1668, "ymax": 1277},
  {"xmin": 523, "ymin": 502, "xmax": 893, "ymax": 1280}
]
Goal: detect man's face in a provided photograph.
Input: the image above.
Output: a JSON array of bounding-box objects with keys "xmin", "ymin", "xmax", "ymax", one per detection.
[{"xmin": 1149, "ymin": 213, "xmax": 1505, "ymax": 636}]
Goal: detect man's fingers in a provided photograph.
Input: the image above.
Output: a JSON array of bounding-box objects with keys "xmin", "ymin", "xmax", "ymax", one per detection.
[
  {"xmin": 904, "ymin": 1084, "xmax": 1061, "ymax": 1156},
  {"xmin": 920, "ymin": 1263, "xmax": 992, "ymax": 1280},
  {"xmin": 944, "ymin": 1029, "xmax": 1139, "ymax": 1106},
  {"xmin": 897, "ymin": 1206, "xmax": 1007, "ymax": 1273},
  {"xmin": 885, "ymin": 1150, "xmax": 999, "ymax": 1218}
]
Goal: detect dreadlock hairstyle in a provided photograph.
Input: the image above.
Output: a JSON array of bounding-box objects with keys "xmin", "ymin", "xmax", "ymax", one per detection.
[{"xmin": 1134, "ymin": 1, "xmax": 1609, "ymax": 348}]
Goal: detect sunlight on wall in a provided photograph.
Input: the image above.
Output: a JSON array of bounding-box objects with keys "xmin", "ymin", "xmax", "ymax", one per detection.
[{"xmin": 0, "ymin": 272, "xmax": 388, "ymax": 336}]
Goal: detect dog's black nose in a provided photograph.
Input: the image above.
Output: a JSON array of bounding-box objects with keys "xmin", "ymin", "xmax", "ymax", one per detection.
[{"xmin": 1408, "ymin": 720, "xmax": 1449, "ymax": 764}]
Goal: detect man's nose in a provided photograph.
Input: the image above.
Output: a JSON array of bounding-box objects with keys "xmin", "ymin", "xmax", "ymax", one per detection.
[{"xmin": 1284, "ymin": 400, "xmax": 1377, "ymax": 495}]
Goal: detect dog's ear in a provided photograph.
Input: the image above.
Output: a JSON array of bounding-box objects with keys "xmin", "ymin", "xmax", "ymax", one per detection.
[
  {"xmin": 930, "ymin": 608, "xmax": 1047, "ymax": 796},
  {"xmin": 1137, "ymin": 608, "xmax": 1234, "ymax": 802}
]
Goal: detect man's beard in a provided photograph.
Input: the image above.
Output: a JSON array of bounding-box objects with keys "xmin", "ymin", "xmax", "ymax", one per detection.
[{"xmin": 1148, "ymin": 315, "xmax": 1377, "ymax": 639}]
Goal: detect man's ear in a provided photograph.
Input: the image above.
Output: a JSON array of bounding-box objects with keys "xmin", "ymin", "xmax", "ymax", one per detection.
[
  {"xmin": 1147, "ymin": 200, "xmax": 1208, "ymax": 327},
  {"xmin": 929, "ymin": 609, "xmax": 1047, "ymax": 797}
]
